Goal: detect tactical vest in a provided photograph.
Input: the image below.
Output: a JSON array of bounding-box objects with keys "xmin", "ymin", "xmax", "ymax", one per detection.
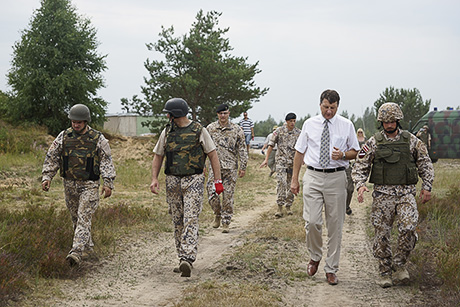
[
  {"xmin": 369, "ymin": 131, "xmax": 418, "ymax": 185},
  {"xmin": 164, "ymin": 121, "xmax": 205, "ymax": 176},
  {"xmin": 60, "ymin": 128, "xmax": 101, "ymax": 180}
]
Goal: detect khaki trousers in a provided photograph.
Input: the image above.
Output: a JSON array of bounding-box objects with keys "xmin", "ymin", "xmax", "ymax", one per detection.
[{"xmin": 302, "ymin": 168, "xmax": 346, "ymax": 274}]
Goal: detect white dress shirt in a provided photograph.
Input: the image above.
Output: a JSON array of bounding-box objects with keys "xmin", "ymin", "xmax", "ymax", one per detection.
[{"xmin": 294, "ymin": 114, "xmax": 360, "ymax": 169}]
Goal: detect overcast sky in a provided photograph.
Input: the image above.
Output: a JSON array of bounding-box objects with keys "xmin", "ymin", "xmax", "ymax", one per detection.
[{"xmin": 1, "ymin": 0, "xmax": 459, "ymax": 123}]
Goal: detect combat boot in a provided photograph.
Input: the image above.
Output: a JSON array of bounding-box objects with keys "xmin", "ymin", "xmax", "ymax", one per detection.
[
  {"xmin": 212, "ymin": 215, "xmax": 221, "ymax": 228},
  {"xmin": 393, "ymin": 265, "xmax": 410, "ymax": 285},
  {"xmin": 286, "ymin": 206, "xmax": 293, "ymax": 215},
  {"xmin": 275, "ymin": 205, "xmax": 283, "ymax": 218},
  {"xmin": 179, "ymin": 260, "xmax": 192, "ymax": 277},
  {"xmin": 377, "ymin": 274, "xmax": 393, "ymax": 288},
  {"xmin": 66, "ymin": 252, "xmax": 81, "ymax": 267},
  {"xmin": 222, "ymin": 224, "xmax": 229, "ymax": 233}
]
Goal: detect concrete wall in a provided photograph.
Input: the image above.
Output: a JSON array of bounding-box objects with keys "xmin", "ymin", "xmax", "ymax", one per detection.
[
  {"xmin": 104, "ymin": 114, "xmax": 137, "ymax": 136},
  {"xmin": 104, "ymin": 114, "xmax": 156, "ymax": 136}
]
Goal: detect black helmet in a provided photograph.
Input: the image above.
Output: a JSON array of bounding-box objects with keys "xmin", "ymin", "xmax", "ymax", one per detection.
[
  {"xmin": 163, "ymin": 98, "xmax": 189, "ymax": 118},
  {"xmin": 68, "ymin": 104, "xmax": 91, "ymax": 122}
]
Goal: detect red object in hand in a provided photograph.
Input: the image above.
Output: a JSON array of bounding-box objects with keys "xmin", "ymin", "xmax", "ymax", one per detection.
[{"xmin": 214, "ymin": 179, "xmax": 224, "ymax": 195}]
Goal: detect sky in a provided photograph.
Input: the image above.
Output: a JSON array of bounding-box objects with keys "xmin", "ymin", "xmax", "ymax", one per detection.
[{"xmin": 1, "ymin": 0, "xmax": 460, "ymax": 123}]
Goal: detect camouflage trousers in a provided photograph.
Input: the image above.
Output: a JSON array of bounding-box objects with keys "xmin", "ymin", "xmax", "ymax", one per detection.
[
  {"xmin": 63, "ymin": 179, "xmax": 99, "ymax": 256},
  {"xmin": 345, "ymin": 167, "xmax": 354, "ymax": 208},
  {"xmin": 268, "ymin": 149, "xmax": 276, "ymax": 173},
  {"xmin": 371, "ymin": 190, "xmax": 419, "ymax": 275},
  {"xmin": 166, "ymin": 173, "xmax": 205, "ymax": 264},
  {"xmin": 206, "ymin": 168, "xmax": 238, "ymax": 225},
  {"xmin": 276, "ymin": 167, "xmax": 294, "ymax": 207}
]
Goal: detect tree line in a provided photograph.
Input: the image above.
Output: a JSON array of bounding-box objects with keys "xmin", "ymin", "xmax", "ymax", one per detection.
[{"xmin": 0, "ymin": 0, "xmax": 436, "ymax": 137}]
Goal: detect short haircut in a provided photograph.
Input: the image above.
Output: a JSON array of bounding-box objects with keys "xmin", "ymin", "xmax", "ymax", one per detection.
[{"xmin": 320, "ymin": 89, "xmax": 340, "ymax": 105}]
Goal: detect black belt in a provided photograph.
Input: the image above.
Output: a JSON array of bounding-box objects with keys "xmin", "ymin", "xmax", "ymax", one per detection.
[{"xmin": 307, "ymin": 166, "xmax": 346, "ymax": 173}]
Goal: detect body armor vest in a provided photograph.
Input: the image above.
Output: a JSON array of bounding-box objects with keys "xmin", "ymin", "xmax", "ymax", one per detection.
[
  {"xmin": 164, "ymin": 121, "xmax": 205, "ymax": 176},
  {"xmin": 60, "ymin": 128, "xmax": 101, "ymax": 180},
  {"xmin": 369, "ymin": 131, "xmax": 418, "ymax": 185}
]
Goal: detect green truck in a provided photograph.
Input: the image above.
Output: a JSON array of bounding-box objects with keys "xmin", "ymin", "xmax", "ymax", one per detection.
[{"xmin": 411, "ymin": 109, "xmax": 460, "ymax": 162}]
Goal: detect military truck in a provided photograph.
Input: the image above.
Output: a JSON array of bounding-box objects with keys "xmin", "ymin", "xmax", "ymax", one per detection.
[{"xmin": 411, "ymin": 109, "xmax": 460, "ymax": 162}]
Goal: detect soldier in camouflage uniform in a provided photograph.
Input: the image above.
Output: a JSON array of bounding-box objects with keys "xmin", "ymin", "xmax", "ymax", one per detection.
[
  {"xmin": 352, "ymin": 102, "xmax": 434, "ymax": 288},
  {"xmin": 260, "ymin": 113, "xmax": 301, "ymax": 217},
  {"xmin": 150, "ymin": 98, "xmax": 223, "ymax": 278},
  {"xmin": 206, "ymin": 104, "xmax": 248, "ymax": 233},
  {"xmin": 42, "ymin": 104, "xmax": 116, "ymax": 267}
]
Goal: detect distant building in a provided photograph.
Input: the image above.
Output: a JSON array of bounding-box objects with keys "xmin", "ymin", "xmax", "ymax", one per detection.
[{"xmin": 104, "ymin": 113, "xmax": 155, "ymax": 136}]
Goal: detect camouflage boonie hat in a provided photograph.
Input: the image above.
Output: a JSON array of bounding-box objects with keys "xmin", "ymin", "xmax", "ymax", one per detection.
[{"xmin": 377, "ymin": 102, "xmax": 404, "ymax": 122}]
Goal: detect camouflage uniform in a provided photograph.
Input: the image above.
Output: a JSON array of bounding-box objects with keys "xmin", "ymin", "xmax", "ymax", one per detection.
[
  {"xmin": 352, "ymin": 129, "xmax": 434, "ymax": 275},
  {"xmin": 269, "ymin": 125, "xmax": 301, "ymax": 208},
  {"xmin": 42, "ymin": 126, "xmax": 116, "ymax": 258},
  {"xmin": 206, "ymin": 121, "xmax": 248, "ymax": 226},
  {"xmin": 153, "ymin": 122, "xmax": 216, "ymax": 264}
]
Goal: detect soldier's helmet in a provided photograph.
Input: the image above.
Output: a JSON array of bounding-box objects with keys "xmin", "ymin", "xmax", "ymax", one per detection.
[
  {"xmin": 377, "ymin": 102, "xmax": 404, "ymax": 122},
  {"xmin": 423, "ymin": 125, "xmax": 429, "ymax": 130},
  {"xmin": 68, "ymin": 104, "xmax": 91, "ymax": 122},
  {"xmin": 163, "ymin": 98, "xmax": 189, "ymax": 118}
]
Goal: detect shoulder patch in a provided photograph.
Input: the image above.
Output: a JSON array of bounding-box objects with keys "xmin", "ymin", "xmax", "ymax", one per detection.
[{"xmin": 358, "ymin": 144, "xmax": 369, "ymax": 158}]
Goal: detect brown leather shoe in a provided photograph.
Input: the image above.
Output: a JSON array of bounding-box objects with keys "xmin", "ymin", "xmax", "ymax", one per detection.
[
  {"xmin": 307, "ymin": 259, "xmax": 320, "ymax": 276},
  {"xmin": 326, "ymin": 272, "xmax": 338, "ymax": 285}
]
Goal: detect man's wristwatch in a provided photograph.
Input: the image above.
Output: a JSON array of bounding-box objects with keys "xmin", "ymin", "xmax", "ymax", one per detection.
[{"xmin": 342, "ymin": 151, "xmax": 346, "ymax": 160}]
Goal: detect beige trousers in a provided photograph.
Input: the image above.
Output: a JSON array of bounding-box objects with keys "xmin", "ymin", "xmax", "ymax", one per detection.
[{"xmin": 302, "ymin": 168, "xmax": 346, "ymax": 274}]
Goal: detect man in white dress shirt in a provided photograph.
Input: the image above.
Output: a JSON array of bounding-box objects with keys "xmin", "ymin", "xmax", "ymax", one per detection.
[{"xmin": 291, "ymin": 89, "xmax": 360, "ymax": 285}]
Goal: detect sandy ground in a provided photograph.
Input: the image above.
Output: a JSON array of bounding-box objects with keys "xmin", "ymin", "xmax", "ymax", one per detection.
[{"xmin": 37, "ymin": 190, "xmax": 425, "ymax": 306}]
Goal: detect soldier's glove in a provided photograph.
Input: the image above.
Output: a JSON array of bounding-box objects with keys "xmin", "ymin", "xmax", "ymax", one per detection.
[
  {"xmin": 261, "ymin": 150, "xmax": 265, "ymax": 155},
  {"xmin": 214, "ymin": 179, "xmax": 224, "ymax": 195}
]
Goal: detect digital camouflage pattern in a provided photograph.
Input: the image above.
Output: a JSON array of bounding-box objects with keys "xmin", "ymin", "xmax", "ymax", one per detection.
[
  {"xmin": 206, "ymin": 168, "xmax": 238, "ymax": 225},
  {"xmin": 411, "ymin": 110, "xmax": 460, "ymax": 160},
  {"xmin": 64, "ymin": 179, "xmax": 100, "ymax": 256},
  {"xmin": 61, "ymin": 128, "xmax": 101, "ymax": 180},
  {"xmin": 42, "ymin": 126, "xmax": 116, "ymax": 260},
  {"xmin": 206, "ymin": 121, "xmax": 247, "ymax": 170},
  {"xmin": 206, "ymin": 120, "xmax": 247, "ymax": 226},
  {"xmin": 352, "ymin": 129, "xmax": 434, "ymax": 276},
  {"xmin": 371, "ymin": 191, "xmax": 418, "ymax": 275},
  {"xmin": 164, "ymin": 121, "xmax": 205, "ymax": 176},
  {"xmin": 275, "ymin": 168, "xmax": 294, "ymax": 208},
  {"xmin": 166, "ymin": 173, "xmax": 205, "ymax": 263},
  {"xmin": 377, "ymin": 102, "xmax": 404, "ymax": 122},
  {"xmin": 268, "ymin": 125, "xmax": 301, "ymax": 169},
  {"xmin": 268, "ymin": 125, "xmax": 301, "ymax": 207}
]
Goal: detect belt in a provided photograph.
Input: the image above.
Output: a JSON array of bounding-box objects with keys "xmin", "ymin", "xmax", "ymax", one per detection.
[{"xmin": 307, "ymin": 166, "xmax": 346, "ymax": 173}]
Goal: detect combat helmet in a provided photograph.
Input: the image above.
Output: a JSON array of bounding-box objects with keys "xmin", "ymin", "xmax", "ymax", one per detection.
[
  {"xmin": 163, "ymin": 98, "xmax": 189, "ymax": 118},
  {"xmin": 377, "ymin": 102, "xmax": 404, "ymax": 122},
  {"xmin": 68, "ymin": 104, "xmax": 91, "ymax": 122}
]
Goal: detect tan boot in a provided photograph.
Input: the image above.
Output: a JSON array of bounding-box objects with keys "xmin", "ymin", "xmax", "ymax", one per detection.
[
  {"xmin": 377, "ymin": 274, "xmax": 393, "ymax": 288},
  {"xmin": 212, "ymin": 215, "xmax": 221, "ymax": 228},
  {"xmin": 393, "ymin": 265, "xmax": 410, "ymax": 285},
  {"xmin": 222, "ymin": 224, "xmax": 229, "ymax": 233},
  {"xmin": 275, "ymin": 205, "xmax": 283, "ymax": 218},
  {"xmin": 286, "ymin": 206, "xmax": 293, "ymax": 215}
]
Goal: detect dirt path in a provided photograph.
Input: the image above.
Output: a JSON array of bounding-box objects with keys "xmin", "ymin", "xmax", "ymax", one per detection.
[
  {"xmin": 31, "ymin": 147, "xmax": 425, "ymax": 306},
  {"xmin": 37, "ymin": 191, "xmax": 426, "ymax": 307}
]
